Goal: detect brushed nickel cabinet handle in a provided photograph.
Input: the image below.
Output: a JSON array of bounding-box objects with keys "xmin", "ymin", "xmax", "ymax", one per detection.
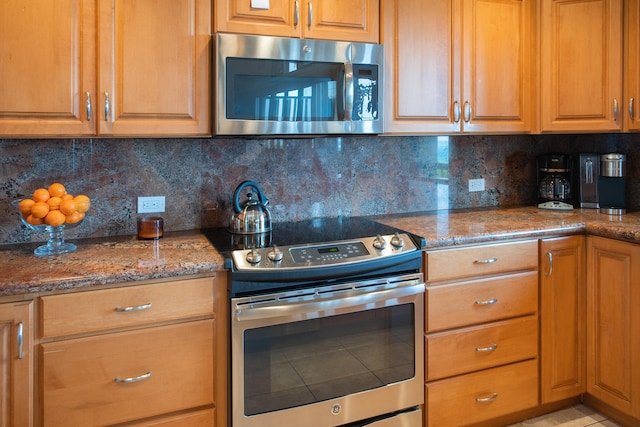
[
  {"xmin": 17, "ymin": 321, "xmax": 24, "ymax": 359},
  {"xmin": 546, "ymin": 251, "xmax": 554, "ymax": 276},
  {"xmin": 613, "ymin": 98, "xmax": 619, "ymax": 121},
  {"xmin": 463, "ymin": 101, "xmax": 472, "ymax": 122},
  {"xmin": 630, "ymin": 98, "xmax": 636, "ymax": 121},
  {"xmin": 453, "ymin": 101, "xmax": 461, "ymax": 123},
  {"xmin": 104, "ymin": 92, "xmax": 110, "ymax": 122},
  {"xmin": 476, "ymin": 392, "xmax": 498, "ymax": 402},
  {"xmin": 85, "ymin": 92, "xmax": 92, "ymax": 121},
  {"xmin": 294, "ymin": 1, "xmax": 299, "ymax": 28},
  {"xmin": 115, "ymin": 371, "xmax": 152, "ymax": 384},
  {"xmin": 475, "ymin": 343, "xmax": 498, "ymax": 352},
  {"xmin": 308, "ymin": 1, "xmax": 313, "ymax": 30},
  {"xmin": 115, "ymin": 302, "xmax": 152, "ymax": 312},
  {"xmin": 475, "ymin": 298, "xmax": 498, "ymax": 305},
  {"xmin": 474, "ymin": 257, "xmax": 497, "ymax": 264}
]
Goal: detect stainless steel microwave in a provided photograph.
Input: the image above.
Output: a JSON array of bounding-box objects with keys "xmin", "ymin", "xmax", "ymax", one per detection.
[{"xmin": 214, "ymin": 33, "xmax": 383, "ymax": 136}]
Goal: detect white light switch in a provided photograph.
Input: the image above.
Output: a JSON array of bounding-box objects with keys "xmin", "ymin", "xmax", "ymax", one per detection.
[{"xmin": 251, "ymin": 0, "xmax": 269, "ymax": 9}]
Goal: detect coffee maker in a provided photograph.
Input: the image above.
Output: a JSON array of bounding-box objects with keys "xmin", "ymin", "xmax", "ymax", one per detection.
[{"xmin": 537, "ymin": 153, "xmax": 574, "ymax": 210}]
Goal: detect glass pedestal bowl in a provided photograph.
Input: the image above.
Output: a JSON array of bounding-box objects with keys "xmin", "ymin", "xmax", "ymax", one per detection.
[{"xmin": 13, "ymin": 199, "xmax": 84, "ymax": 257}]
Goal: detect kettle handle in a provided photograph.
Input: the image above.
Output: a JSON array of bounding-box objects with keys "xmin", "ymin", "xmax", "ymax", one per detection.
[{"xmin": 233, "ymin": 181, "xmax": 269, "ymax": 213}]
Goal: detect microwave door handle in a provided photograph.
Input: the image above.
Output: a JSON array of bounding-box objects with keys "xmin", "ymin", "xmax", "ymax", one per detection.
[{"xmin": 344, "ymin": 62, "xmax": 354, "ymax": 121}]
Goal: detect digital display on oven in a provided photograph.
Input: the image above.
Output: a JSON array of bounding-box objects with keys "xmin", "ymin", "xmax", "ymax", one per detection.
[
  {"xmin": 290, "ymin": 241, "xmax": 369, "ymax": 264},
  {"xmin": 318, "ymin": 246, "xmax": 339, "ymax": 254}
]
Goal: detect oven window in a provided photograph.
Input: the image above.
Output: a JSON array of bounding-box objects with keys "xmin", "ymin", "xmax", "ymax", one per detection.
[{"xmin": 243, "ymin": 303, "xmax": 415, "ymax": 416}]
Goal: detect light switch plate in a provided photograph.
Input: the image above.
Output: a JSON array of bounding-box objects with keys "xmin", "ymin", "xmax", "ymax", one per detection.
[{"xmin": 251, "ymin": 0, "xmax": 269, "ymax": 9}]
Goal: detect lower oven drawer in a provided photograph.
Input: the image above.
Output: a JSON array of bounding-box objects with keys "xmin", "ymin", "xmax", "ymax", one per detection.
[
  {"xmin": 41, "ymin": 320, "xmax": 214, "ymax": 427},
  {"xmin": 425, "ymin": 359, "xmax": 539, "ymax": 427},
  {"xmin": 426, "ymin": 315, "xmax": 538, "ymax": 381}
]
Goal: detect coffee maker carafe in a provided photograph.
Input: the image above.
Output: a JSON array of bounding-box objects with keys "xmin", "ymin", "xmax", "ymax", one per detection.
[{"xmin": 537, "ymin": 154, "xmax": 574, "ymax": 210}]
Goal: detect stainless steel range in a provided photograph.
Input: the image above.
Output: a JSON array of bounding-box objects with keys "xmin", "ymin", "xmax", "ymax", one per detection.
[{"xmin": 205, "ymin": 217, "xmax": 425, "ymax": 427}]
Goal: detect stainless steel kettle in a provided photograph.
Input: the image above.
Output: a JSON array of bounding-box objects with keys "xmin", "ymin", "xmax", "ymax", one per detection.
[{"xmin": 230, "ymin": 181, "xmax": 272, "ymax": 234}]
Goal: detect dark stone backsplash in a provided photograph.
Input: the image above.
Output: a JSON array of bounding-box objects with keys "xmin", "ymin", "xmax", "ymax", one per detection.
[{"xmin": 1, "ymin": 133, "xmax": 639, "ymax": 245}]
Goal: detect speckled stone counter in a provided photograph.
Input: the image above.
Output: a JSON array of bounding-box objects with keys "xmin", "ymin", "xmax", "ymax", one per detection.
[
  {"xmin": 0, "ymin": 231, "xmax": 225, "ymax": 299},
  {"xmin": 373, "ymin": 206, "xmax": 640, "ymax": 248},
  {"xmin": 3, "ymin": 206, "xmax": 640, "ymax": 299}
]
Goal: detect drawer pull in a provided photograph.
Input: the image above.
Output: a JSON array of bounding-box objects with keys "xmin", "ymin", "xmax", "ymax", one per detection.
[
  {"xmin": 475, "ymin": 343, "xmax": 498, "ymax": 353},
  {"xmin": 115, "ymin": 302, "xmax": 152, "ymax": 312},
  {"xmin": 474, "ymin": 298, "xmax": 498, "ymax": 305},
  {"xmin": 115, "ymin": 371, "xmax": 152, "ymax": 384},
  {"xmin": 475, "ymin": 392, "xmax": 498, "ymax": 403},
  {"xmin": 474, "ymin": 257, "xmax": 497, "ymax": 264},
  {"xmin": 17, "ymin": 322, "xmax": 24, "ymax": 359}
]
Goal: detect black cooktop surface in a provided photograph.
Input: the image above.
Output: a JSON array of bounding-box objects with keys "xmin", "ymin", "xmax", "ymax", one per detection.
[{"xmin": 202, "ymin": 216, "xmax": 425, "ymax": 266}]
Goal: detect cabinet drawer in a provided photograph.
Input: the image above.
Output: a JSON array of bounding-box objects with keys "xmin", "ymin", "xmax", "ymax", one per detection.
[
  {"xmin": 42, "ymin": 320, "xmax": 215, "ymax": 427},
  {"xmin": 426, "ymin": 240, "xmax": 538, "ymax": 282},
  {"xmin": 425, "ymin": 359, "xmax": 539, "ymax": 427},
  {"xmin": 126, "ymin": 408, "xmax": 215, "ymax": 426},
  {"xmin": 426, "ymin": 315, "xmax": 538, "ymax": 381},
  {"xmin": 426, "ymin": 271, "xmax": 537, "ymax": 332},
  {"xmin": 41, "ymin": 277, "xmax": 215, "ymax": 338}
]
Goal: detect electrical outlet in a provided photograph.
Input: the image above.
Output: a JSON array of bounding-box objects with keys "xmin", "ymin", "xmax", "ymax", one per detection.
[
  {"xmin": 138, "ymin": 196, "xmax": 165, "ymax": 213},
  {"xmin": 468, "ymin": 178, "xmax": 485, "ymax": 192}
]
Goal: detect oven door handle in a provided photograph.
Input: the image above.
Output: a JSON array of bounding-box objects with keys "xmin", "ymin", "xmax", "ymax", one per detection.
[{"xmin": 235, "ymin": 282, "xmax": 425, "ymax": 322}]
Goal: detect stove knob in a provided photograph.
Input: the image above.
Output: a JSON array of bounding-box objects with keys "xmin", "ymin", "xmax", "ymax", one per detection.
[
  {"xmin": 267, "ymin": 245, "xmax": 283, "ymax": 262},
  {"xmin": 246, "ymin": 248, "xmax": 262, "ymax": 264},
  {"xmin": 391, "ymin": 232, "xmax": 405, "ymax": 248},
  {"xmin": 373, "ymin": 234, "xmax": 387, "ymax": 250}
]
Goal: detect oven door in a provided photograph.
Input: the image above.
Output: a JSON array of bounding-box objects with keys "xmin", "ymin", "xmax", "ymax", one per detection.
[{"xmin": 231, "ymin": 273, "xmax": 424, "ymax": 427}]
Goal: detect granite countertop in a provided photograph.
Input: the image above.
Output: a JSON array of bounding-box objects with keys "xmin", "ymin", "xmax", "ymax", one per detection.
[{"xmin": 2, "ymin": 206, "xmax": 640, "ymax": 299}]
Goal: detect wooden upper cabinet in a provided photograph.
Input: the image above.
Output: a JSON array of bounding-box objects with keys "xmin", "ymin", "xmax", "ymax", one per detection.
[
  {"xmin": 100, "ymin": 0, "xmax": 211, "ymax": 136},
  {"xmin": 383, "ymin": 0, "xmax": 535, "ymax": 134},
  {"xmin": 625, "ymin": 0, "xmax": 640, "ymax": 131},
  {"xmin": 0, "ymin": 0, "xmax": 210, "ymax": 137},
  {"xmin": 216, "ymin": 0, "xmax": 379, "ymax": 43},
  {"xmin": 540, "ymin": 0, "xmax": 623, "ymax": 132},
  {"xmin": 0, "ymin": 0, "xmax": 96, "ymax": 136}
]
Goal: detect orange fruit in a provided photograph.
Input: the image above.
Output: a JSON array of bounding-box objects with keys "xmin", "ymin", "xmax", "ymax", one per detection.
[
  {"xmin": 25, "ymin": 215, "xmax": 44, "ymax": 226},
  {"xmin": 18, "ymin": 199, "xmax": 35, "ymax": 217},
  {"xmin": 32, "ymin": 188, "xmax": 50, "ymax": 203},
  {"xmin": 59, "ymin": 199, "xmax": 77, "ymax": 216},
  {"xmin": 65, "ymin": 211, "xmax": 83, "ymax": 224},
  {"xmin": 47, "ymin": 182, "xmax": 67, "ymax": 198},
  {"xmin": 47, "ymin": 196, "xmax": 62, "ymax": 210},
  {"xmin": 61, "ymin": 193, "xmax": 74, "ymax": 201},
  {"xmin": 31, "ymin": 202, "xmax": 50, "ymax": 219},
  {"xmin": 44, "ymin": 210, "xmax": 66, "ymax": 226},
  {"xmin": 74, "ymin": 195, "xmax": 91, "ymax": 213}
]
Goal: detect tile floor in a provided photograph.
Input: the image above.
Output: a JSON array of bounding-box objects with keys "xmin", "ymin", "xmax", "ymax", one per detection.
[{"xmin": 507, "ymin": 404, "xmax": 622, "ymax": 426}]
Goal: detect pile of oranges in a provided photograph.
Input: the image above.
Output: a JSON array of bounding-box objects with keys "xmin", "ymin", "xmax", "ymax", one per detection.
[{"xmin": 18, "ymin": 183, "xmax": 91, "ymax": 227}]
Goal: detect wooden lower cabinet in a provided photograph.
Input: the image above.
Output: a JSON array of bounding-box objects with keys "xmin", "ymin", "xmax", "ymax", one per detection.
[
  {"xmin": 37, "ymin": 275, "xmax": 226, "ymax": 427},
  {"xmin": 587, "ymin": 237, "xmax": 640, "ymax": 421},
  {"xmin": 425, "ymin": 360, "xmax": 539, "ymax": 427},
  {"xmin": 540, "ymin": 236, "xmax": 586, "ymax": 403},
  {"xmin": 0, "ymin": 301, "xmax": 33, "ymax": 427}
]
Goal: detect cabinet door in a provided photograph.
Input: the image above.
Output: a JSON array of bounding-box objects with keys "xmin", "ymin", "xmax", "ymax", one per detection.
[
  {"xmin": 587, "ymin": 236, "xmax": 640, "ymax": 419},
  {"xmin": 215, "ymin": 0, "xmax": 299, "ymax": 37},
  {"xmin": 461, "ymin": 0, "xmax": 535, "ymax": 133},
  {"xmin": 303, "ymin": 0, "xmax": 379, "ymax": 43},
  {"xmin": 540, "ymin": 236, "xmax": 586, "ymax": 403},
  {"xmin": 0, "ymin": 0, "xmax": 96, "ymax": 136},
  {"xmin": 99, "ymin": 0, "xmax": 211, "ymax": 136},
  {"xmin": 383, "ymin": 0, "xmax": 460, "ymax": 133},
  {"xmin": 626, "ymin": 0, "xmax": 640, "ymax": 131},
  {"xmin": 0, "ymin": 301, "xmax": 33, "ymax": 427},
  {"xmin": 540, "ymin": 0, "xmax": 623, "ymax": 132}
]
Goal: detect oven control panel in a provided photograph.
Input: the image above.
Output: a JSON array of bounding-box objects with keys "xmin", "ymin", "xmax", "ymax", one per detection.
[{"xmin": 232, "ymin": 233, "xmax": 417, "ymax": 271}]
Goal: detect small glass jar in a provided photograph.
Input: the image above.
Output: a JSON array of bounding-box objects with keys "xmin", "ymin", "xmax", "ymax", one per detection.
[{"xmin": 137, "ymin": 216, "xmax": 164, "ymax": 240}]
